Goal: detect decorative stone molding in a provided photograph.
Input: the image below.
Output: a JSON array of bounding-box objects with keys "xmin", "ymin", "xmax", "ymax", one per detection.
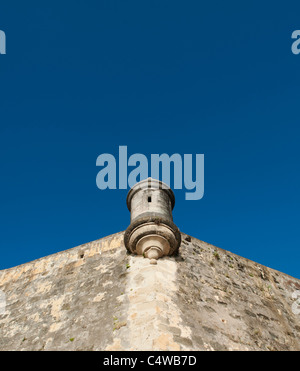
[{"xmin": 124, "ymin": 178, "xmax": 181, "ymax": 264}]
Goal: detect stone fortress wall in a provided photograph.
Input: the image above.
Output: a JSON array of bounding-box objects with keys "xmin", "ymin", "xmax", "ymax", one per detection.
[{"xmin": 0, "ymin": 231, "xmax": 299, "ymax": 351}]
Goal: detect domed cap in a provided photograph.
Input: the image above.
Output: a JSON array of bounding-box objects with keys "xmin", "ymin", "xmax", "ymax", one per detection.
[{"xmin": 126, "ymin": 178, "xmax": 175, "ymax": 212}]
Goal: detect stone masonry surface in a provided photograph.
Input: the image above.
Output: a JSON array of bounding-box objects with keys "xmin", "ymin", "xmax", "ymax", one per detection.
[{"xmin": 0, "ymin": 231, "xmax": 299, "ymax": 350}]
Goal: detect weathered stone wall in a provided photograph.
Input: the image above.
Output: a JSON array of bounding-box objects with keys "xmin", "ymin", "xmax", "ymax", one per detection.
[
  {"xmin": 175, "ymin": 235, "xmax": 300, "ymax": 350},
  {"xmin": 0, "ymin": 232, "xmax": 299, "ymax": 351},
  {"xmin": 0, "ymin": 232, "xmax": 129, "ymax": 351}
]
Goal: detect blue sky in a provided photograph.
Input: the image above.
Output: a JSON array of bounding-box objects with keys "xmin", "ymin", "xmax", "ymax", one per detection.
[{"xmin": 0, "ymin": 1, "xmax": 299, "ymax": 279}]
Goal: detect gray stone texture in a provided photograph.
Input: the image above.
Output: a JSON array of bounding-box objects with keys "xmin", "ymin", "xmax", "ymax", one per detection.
[{"xmin": 0, "ymin": 231, "xmax": 299, "ymax": 351}]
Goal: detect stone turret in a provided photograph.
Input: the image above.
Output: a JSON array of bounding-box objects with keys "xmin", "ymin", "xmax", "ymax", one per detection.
[
  {"xmin": 124, "ymin": 178, "xmax": 181, "ymax": 264},
  {"xmin": 1, "ymin": 189, "xmax": 300, "ymax": 350}
]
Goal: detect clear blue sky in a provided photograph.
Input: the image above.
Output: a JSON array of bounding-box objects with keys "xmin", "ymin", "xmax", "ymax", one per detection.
[{"xmin": 0, "ymin": 1, "xmax": 299, "ymax": 279}]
